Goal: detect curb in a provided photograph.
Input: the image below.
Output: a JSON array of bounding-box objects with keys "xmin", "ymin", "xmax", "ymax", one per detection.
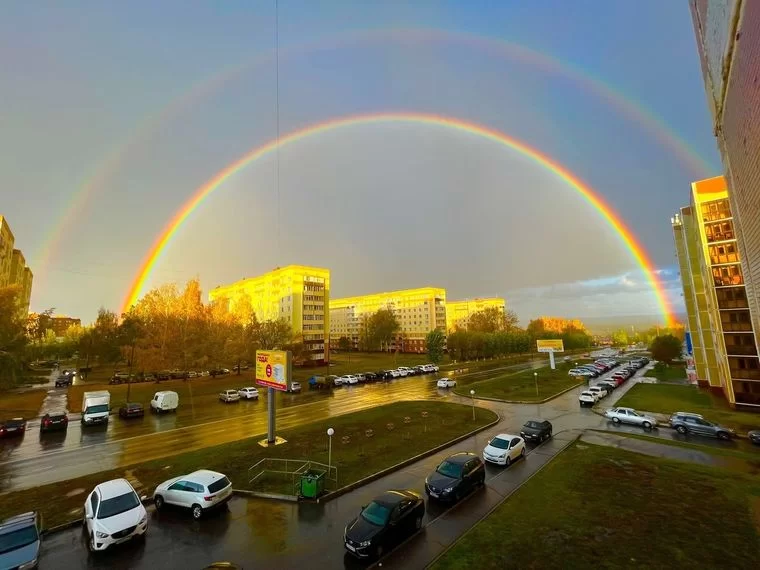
[
  {"xmin": 311, "ymin": 410, "xmax": 501, "ymax": 504},
  {"xmin": 456, "ymin": 381, "xmax": 583, "ymax": 405},
  {"xmin": 233, "ymin": 489, "xmax": 299, "ymax": 502},
  {"xmin": 424, "ymin": 430, "xmax": 581, "ymax": 569}
]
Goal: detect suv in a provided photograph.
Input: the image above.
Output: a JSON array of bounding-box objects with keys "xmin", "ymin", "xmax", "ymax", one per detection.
[
  {"xmin": 55, "ymin": 374, "xmax": 73, "ymax": 388},
  {"xmin": 669, "ymin": 412, "xmax": 734, "ymax": 440},
  {"xmin": 0, "ymin": 511, "xmax": 41, "ymax": 569},
  {"xmin": 219, "ymin": 390, "xmax": 240, "ymax": 403}
]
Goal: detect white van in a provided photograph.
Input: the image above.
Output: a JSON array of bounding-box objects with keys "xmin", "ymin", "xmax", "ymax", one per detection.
[
  {"xmin": 82, "ymin": 391, "xmax": 111, "ymax": 425},
  {"xmin": 150, "ymin": 391, "xmax": 179, "ymax": 413}
]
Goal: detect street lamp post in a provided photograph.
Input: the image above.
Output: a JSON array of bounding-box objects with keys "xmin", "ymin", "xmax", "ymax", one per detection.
[
  {"xmin": 470, "ymin": 389, "xmax": 476, "ymax": 421},
  {"xmin": 327, "ymin": 427, "xmax": 335, "ymax": 474},
  {"xmin": 534, "ymin": 372, "xmax": 539, "ymax": 398}
]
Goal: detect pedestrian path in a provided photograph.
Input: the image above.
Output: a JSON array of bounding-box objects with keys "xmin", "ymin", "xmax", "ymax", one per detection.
[{"xmin": 36, "ymin": 369, "xmax": 68, "ymax": 418}]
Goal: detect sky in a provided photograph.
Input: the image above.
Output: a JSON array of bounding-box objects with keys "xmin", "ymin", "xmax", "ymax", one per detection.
[{"xmin": 0, "ymin": 0, "xmax": 721, "ymax": 324}]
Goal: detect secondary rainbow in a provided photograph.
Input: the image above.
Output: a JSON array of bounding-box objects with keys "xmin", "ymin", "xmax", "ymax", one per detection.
[{"xmin": 122, "ymin": 112, "xmax": 676, "ymax": 326}]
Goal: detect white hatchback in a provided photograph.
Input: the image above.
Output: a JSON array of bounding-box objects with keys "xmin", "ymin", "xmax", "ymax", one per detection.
[
  {"xmin": 436, "ymin": 378, "xmax": 457, "ymax": 388},
  {"xmin": 84, "ymin": 478, "xmax": 147, "ymax": 551},
  {"xmin": 153, "ymin": 470, "xmax": 233, "ymax": 520},
  {"xmin": 578, "ymin": 391, "xmax": 596, "ymax": 406},
  {"xmin": 238, "ymin": 387, "xmax": 259, "ymax": 400}
]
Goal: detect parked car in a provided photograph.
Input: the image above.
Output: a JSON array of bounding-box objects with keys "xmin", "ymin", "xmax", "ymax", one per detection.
[
  {"xmin": 219, "ymin": 390, "xmax": 240, "ymax": 403},
  {"xmin": 83, "ymin": 478, "xmax": 148, "ymax": 551},
  {"xmin": 578, "ymin": 391, "xmax": 596, "ymax": 407},
  {"xmin": 605, "ymin": 407, "xmax": 657, "ymax": 429},
  {"xmin": 153, "ymin": 470, "xmax": 233, "ymax": 520},
  {"xmin": 150, "ymin": 391, "xmax": 179, "ymax": 413},
  {"xmin": 0, "ymin": 511, "xmax": 41, "ymax": 570},
  {"xmin": 519, "ymin": 419, "xmax": 553, "ymax": 443},
  {"xmin": 669, "ymin": 412, "xmax": 734, "ymax": 440},
  {"xmin": 0, "ymin": 418, "xmax": 27, "ymax": 438},
  {"xmin": 343, "ymin": 489, "xmax": 425, "ymax": 560},
  {"xmin": 119, "ymin": 403, "xmax": 145, "ymax": 419},
  {"xmin": 289, "ymin": 382, "xmax": 302, "ymax": 393},
  {"xmin": 587, "ymin": 386, "xmax": 606, "ymax": 400},
  {"xmin": 594, "ymin": 382, "xmax": 615, "ymax": 396},
  {"xmin": 55, "ymin": 375, "xmax": 73, "ymax": 387},
  {"xmin": 749, "ymin": 430, "xmax": 760, "ymax": 445},
  {"xmin": 363, "ymin": 372, "xmax": 378, "ymax": 381},
  {"xmin": 40, "ymin": 411, "xmax": 69, "ymax": 433},
  {"xmin": 238, "ymin": 387, "xmax": 259, "ymax": 400},
  {"xmin": 425, "ymin": 452, "xmax": 485, "ymax": 502},
  {"xmin": 436, "ymin": 378, "xmax": 457, "ymax": 388},
  {"xmin": 482, "ymin": 433, "xmax": 526, "ymax": 466}
]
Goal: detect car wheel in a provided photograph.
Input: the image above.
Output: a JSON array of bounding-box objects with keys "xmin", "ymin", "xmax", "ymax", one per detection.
[
  {"xmin": 375, "ymin": 545, "xmax": 384, "ymax": 560},
  {"xmin": 505, "ymin": 456, "xmax": 511, "ymax": 467},
  {"xmin": 717, "ymin": 431, "xmax": 731, "ymax": 441},
  {"xmin": 191, "ymin": 504, "xmax": 203, "ymax": 520},
  {"xmin": 415, "ymin": 515, "xmax": 423, "ymax": 530},
  {"xmin": 154, "ymin": 495, "xmax": 164, "ymax": 510},
  {"xmin": 676, "ymin": 425, "xmax": 687, "ymax": 434},
  {"xmin": 520, "ymin": 448, "xmax": 525, "ymax": 458},
  {"xmin": 88, "ymin": 532, "xmax": 96, "ymax": 553},
  {"xmin": 612, "ymin": 417, "xmax": 621, "ymax": 424},
  {"xmin": 642, "ymin": 421, "xmax": 652, "ymax": 430}
]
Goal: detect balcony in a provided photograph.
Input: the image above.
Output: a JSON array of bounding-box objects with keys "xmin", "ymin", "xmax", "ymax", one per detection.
[
  {"xmin": 720, "ymin": 322, "xmax": 754, "ymax": 332},
  {"xmin": 724, "ymin": 344, "xmax": 758, "ymax": 356},
  {"xmin": 729, "ymin": 368, "xmax": 760, "ymax": 381}
]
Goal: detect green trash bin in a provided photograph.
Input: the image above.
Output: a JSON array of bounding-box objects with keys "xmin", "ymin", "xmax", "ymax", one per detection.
[{"xmin": 299, "ymin": 469, "xmax": 326, "ymax": 498}]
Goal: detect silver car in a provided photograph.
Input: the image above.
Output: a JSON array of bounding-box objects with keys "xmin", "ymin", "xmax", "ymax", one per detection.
[
  {"xmin": 669, "ymin": 412, "xmax": 734, "ymax": 440},
  {"xmin": 605, "ymin": 407, "xmax": 657, "ymax": 429}
]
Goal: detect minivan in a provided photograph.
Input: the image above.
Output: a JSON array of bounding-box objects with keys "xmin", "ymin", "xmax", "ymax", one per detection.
[{"xmin": 150, "ymin": 391, "xmax": 179, "ymax": 413}]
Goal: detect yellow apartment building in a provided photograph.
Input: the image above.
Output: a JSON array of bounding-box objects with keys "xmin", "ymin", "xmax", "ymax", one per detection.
[
  {"xmin": 330, "ymin": 287, "xmax": 447, "ymax": 353},
  {"xmin": 446, "ymin": 297, "xmax": 506, "ymax": 332},
  {"xmin": 0, "ymin": 215, "xmax": 14, "ymax": 287},
  {"xmin": 209, "ymin": 265, "xmax": 330, "ymax": 364},
  {"xmin": 0, "ymin": 215, "xmax": 33, "ymax": 314},
  {"xmin": 672, "ymin": 176, "xmax": 760, "ymax": 409}
]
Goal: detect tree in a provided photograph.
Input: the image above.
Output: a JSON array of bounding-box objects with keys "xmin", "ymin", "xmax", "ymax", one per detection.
[
  {"xmin": 91, "ymin": 308, "xmax": 122, "ymax": 369},
  {"xmin": 338, "ymin": 336, "xmax": 351, "ymax": 352},
  {"xmin": 425, "ymin": 329, "xmax": 446, "ymax": 364},
  {"xmin": 366, "ymin": 308, "xmax": 400, "ymax": 351},
  {"xmin": 26, "ymin": 308, "xmax": 54, "ymax": 341},
  {"xmin": 611, "ymin": 329, "xmax": 629, "ymax": 347},
  {"xmin": 468, "ymin": 307, "xmax": 504, "ymax": 333},
  {"xmin": 254, "ymin": 319, "xmax": 293, "ymax": 350},
  {"xmin": 503, "ymin": 310, "xmax": 520, "ymax": 331},
  {"xmin": 0, "ymin": 286, "xmax": 29, "ymax": 389},
  {"xmin": 649, "ymin": 334, "xmax": 682, "ymax": 364}
]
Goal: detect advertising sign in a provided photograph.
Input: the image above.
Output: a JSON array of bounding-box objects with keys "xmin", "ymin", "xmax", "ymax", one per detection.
[
  {"xmin": 685, "ymin": 331, "xmax": 694, "ymax": 356},
  {"xmin": 536, "ymin": 339, "xmax": 565, "ymax": 353},
  {"xmin": 256, "ymin": 350, "xmax": 290, "ymax": 392}
]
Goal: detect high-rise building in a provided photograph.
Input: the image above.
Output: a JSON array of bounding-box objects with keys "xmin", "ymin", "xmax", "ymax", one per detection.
[
  {"xmin": 330, "ymin": 287, "xmax": 447, "ymax": 353},
  {"xmin": 50, "ymin": 315, "xmax": 82, "ymax": 338},
  {"xmin": 672, "ymin": 176, "xmax": 760, "ymax": 409},
  {"xmin": 209, "ymin": 265, "xmax": 330, "ymax": 364},
  {"xmin": 0, "ymin": 215, "xmax": 33, "ymax": 315},
  {"xmin": 690, "ymin": 1, "xmax": 760, "ymax": 355},
  {"xmin": 445, "ymin": 298, "xmax": 506, "ymax": 332}
]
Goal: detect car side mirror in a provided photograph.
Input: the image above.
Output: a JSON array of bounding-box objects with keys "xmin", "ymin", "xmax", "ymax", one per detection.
[
  {"xmin": 361, "ymin": 504, "xmax": 367, "ymax": 511},
  {"xmin": 85, "ymin": 513, "xmax": 93, "ymax": 520}
]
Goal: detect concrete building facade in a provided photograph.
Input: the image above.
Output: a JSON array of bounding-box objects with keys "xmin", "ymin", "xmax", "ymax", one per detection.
[
  {"xmin": 445, "ymin": 297, "xmax": 506, "ymax": 332},
  {"xmin": 0, "ymin": 215, "xmax": 33, "ymax": 314}
]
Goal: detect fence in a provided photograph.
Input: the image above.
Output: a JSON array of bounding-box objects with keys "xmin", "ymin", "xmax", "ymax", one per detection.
[{"xmin": 247, "ymin": 458, "xmax": 339, "ymax": 497}]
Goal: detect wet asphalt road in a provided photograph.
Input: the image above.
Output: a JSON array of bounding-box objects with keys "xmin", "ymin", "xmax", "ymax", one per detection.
[{"xmin": 0, "ymin": 359, "xmax": 547, "ymax": 492}]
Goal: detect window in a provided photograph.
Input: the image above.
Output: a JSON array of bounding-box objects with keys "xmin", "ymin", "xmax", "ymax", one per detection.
[
  {"xmin": 712, "ymin": 264, "xmax": 743, "ymax": 286},
  {"xmin": 436, "ymin": 461, "xmax": 463, "ymax": 478},
  {"xmin": 90, "ymin": 493, "xmax": 99, "ymax": 513},
  {"xmin": 97, "ymin": 491, "xmax": 140, "ymax": 519},
  {"xmin": 700, "ymin": 199, "xmax": 731, "ymax": 222},
  {"xmin": 207, "ymin": 477, "xmax": 231, "ymax": 493},
  {"xmin": 704, "ymin": 221, "xmax": 734, "ymax": 242},
  {"xmin": 361, "ymin": 502, "xmax": 391, "ymax": 526}
]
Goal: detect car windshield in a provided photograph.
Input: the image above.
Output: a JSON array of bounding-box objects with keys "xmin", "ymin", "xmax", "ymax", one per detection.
[
  {"xmin": 361, "ymin": 501, "xmax": 391, "ymax": 526},
  {"xmin": 86, "ymin": 404, "xmax": 108, "ymax": 414},
  {"xmin": 524, "ymin": 422, "xmax": 543, "ymax": 430},
  {"xmin": 436, "ymin": 461, "xmax": 463, "ymax": 478},
  {"xmin": 97, "ymin": 491, "xmax": 140, "ymax": 519},
  {"xmin": 208, "ymin": 476, "xmax": 231, "ymax": 493},
  {"xmin": 489, "ymin": 437, "xmax": 510, "ymax": 450},
  {"xmin": 0, "ymin": 525, "xmax": 38, "ymax": 554}
]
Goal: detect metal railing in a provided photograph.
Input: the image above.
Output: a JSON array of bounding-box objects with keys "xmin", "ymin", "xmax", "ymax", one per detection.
[{"xmin": 247, "ymin": 458, "xmax": 339, "ymax": 496}]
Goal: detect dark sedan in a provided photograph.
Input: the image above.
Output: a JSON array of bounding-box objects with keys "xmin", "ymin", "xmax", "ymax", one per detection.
[
  {"xmin": 0, "ymin": 418, "xmax": 27, "ymax": 438},
  {"xmin": 119, "ymin": 402, "xmax": 145, "ymax": 419},
  {"xmin": 40, "ymin": 411, "xmax": 69, "ymax": 433},
  {"xmin": 54, "ymin": 375, "xmax": 72, "ymax": 387},
  {"xmin": 519, "ymin": 419, "xmax": 553, "ymax": 443},
  {"xmin": 344, "ymin": 489, "xmax": 425, "ymax": 560},
  {"xmin": 425, "ymin": 452, "xmax": 485, "ymax": 502},
  {"xmin": 749, "ymin": 430, "xmax": 760, "ymax": 446}
]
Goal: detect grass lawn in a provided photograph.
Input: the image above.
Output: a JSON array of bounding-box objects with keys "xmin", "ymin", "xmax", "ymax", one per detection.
[
  {"xmin": 644, "ymin": 362, "xmax": 687, "ymax": 382},
  {"xmin": 0, "ymin": 390, "xmax": 48, "ymax": 420},
  {"xmin": 454, "ymin": 361, "xmax": 581, "ymax": 402},
  {"xmin": 615, "ymin": 383, "xmax": 760, "ymax": 433},
  {"xmin": 0, "ymin": 401, "xmax": 496, "ymax": 530},
  {"xmin": 432, "ymin": 442, "xmax": 760, "ymax": 570}
]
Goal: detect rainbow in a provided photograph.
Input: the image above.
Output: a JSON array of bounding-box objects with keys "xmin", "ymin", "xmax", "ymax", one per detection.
[
  {"xmin": 36, "ymin": 27, "xmax": 714, "ymax": 299},
  {"xmin": 121, "ymin": 112, "xmax": 677, "ymax": 326}
]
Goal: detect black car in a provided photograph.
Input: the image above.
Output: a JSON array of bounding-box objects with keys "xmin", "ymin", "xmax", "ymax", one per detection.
[
  {"xmin": 40, "ymin": 411, "xmax": 69, "ymax": 433},
  {"xmin": 376, "ymin": 370, "xmax": 391, "ymax": 380},
  {"xmin": 748, "ymin": 430, "xmax": 760, "ymax": 445},
  {"xmin": 425, "ymin": 452, "xmax": 485, "ymax": 502},
  {"xmin": 363, "ymin": 372, "xmax": 378, "ymax": 381},
  {"xmin": 54, "ymin": 375, "xmax": 72, "ymax": 388},
  {"xmin": 344, "ymin": 489, "xmax": 425, "ymax": 559},
  {"xmin": 0, "ymin": 511, "xmax": 41, "ymax": 570},
  {"xmin": 520, "ymin": 420, "xmax": 553, "ymax": 443},
  {"xmin": 0, "ymin": 418, "xmax": 27, "ymax": 438},
  {"xmin": 595, "ymin": 382, "xmax": 615, "ymax": 395},
  {"xmin": 119, "ymin": 402, "xmax": 145, "ymax": 419}
]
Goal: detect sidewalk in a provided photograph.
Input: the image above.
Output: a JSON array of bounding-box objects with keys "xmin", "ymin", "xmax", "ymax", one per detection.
[{"xmin": 372, "ymin": 430, "xmax": 582, "ymax": 569}]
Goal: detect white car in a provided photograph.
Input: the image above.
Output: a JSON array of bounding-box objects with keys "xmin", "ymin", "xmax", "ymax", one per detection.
[
  {"xmin": 219, "ymin": 390, "xmax": 240, "ymax": 403},
  {"xmin": 587, "ymin": 386, "xmax": 606, "ymax": 400},
  {"xmin": 238, "ymin": 387, "xmax": 259, "ymax": 400},
  {"xmin": 483, "ymin": 434, "xmax": 526, "ymax": 466},
  {"xmin": 569, "ymin": 368, "xmax": 594, "ymax": 377},
  {"xmin": 289, "ymin": 381, "xmax": 302, "ymax": 392},
  {"xmin": 578, "ymin": 391, "xmax": 596, "ymax": 406},
  {"xmin": 386, "ymin": 370, "xmax": 401, "ymax": 378},
  {"xmin": 436, "ymin": 378, "xmax": 457, "ymax": 388},
  {"xmin": 153, "ymin": 469, "xmax": 232, "ymax": 520},
  {"xmin": 346, "ymin": 375, "xmax": 360, "ymax": 385},
  {"xmin": 83, "ymin": 479, "xmax": 147, "ymax": 551},
  {"xmin": 395, "ymin": 368, "xmax": 409, "ymax": 377}
]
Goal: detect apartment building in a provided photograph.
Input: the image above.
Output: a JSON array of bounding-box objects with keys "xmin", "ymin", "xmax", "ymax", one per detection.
[
  {"xmin": 690, "ymin": 1, "xmax": 760, "ymax": 354},
  {"xmin": 209, "ymin": 265, "xmax": 330, "ymax": 364},
  {"xmin": 50, "ymin": 315, "xmax": 82, "ymax": 338},
  {"xmin": 446, "ymin": 297, "xmax": 506, "ymax": 332},
  {"xmin": 330, "ymin": 287, "xmax": 446, "ymax": 353},
  {"xmin": 672, "ymin": 176, "xmax": 760, "ymax": 409},
  {"xmin": 0, "ymin": 215, "xmax": 33, "ymax": 314}
]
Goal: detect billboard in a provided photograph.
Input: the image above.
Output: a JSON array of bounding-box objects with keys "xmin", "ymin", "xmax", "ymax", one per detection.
[
  {"xmin": 685, "ymin": 331, "xmax": 694, "ymax": 355},
  {"xmin": 255, "ymin": 350, "xmax": 291, "ymax": 392},
  {"xmin": 537, "ymin": 339, "xmax": 564, "ymax": 353}
]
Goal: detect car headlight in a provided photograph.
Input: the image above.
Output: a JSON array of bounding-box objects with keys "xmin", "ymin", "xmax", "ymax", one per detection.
[
  {"xmin": 96, "ymin": 531, "xmax": 109, "ymax": 538},
  {"xmin": 140, "ymin": 514, "xmax": 147, "ymax": 525},
  {"xmin": 499, "ymin": 453, "xmax": 506, "ymax": 458},
  {"xmin": 359, "ymin": 540, "xmax": 372, "ymax": 547},
  {"xmin": 443, "ymin": 486, "xmax": 455, "ymax": 493},
  {"xmin": 18, "ymin": 559, "xmax": 38, "ymax": 570}
]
